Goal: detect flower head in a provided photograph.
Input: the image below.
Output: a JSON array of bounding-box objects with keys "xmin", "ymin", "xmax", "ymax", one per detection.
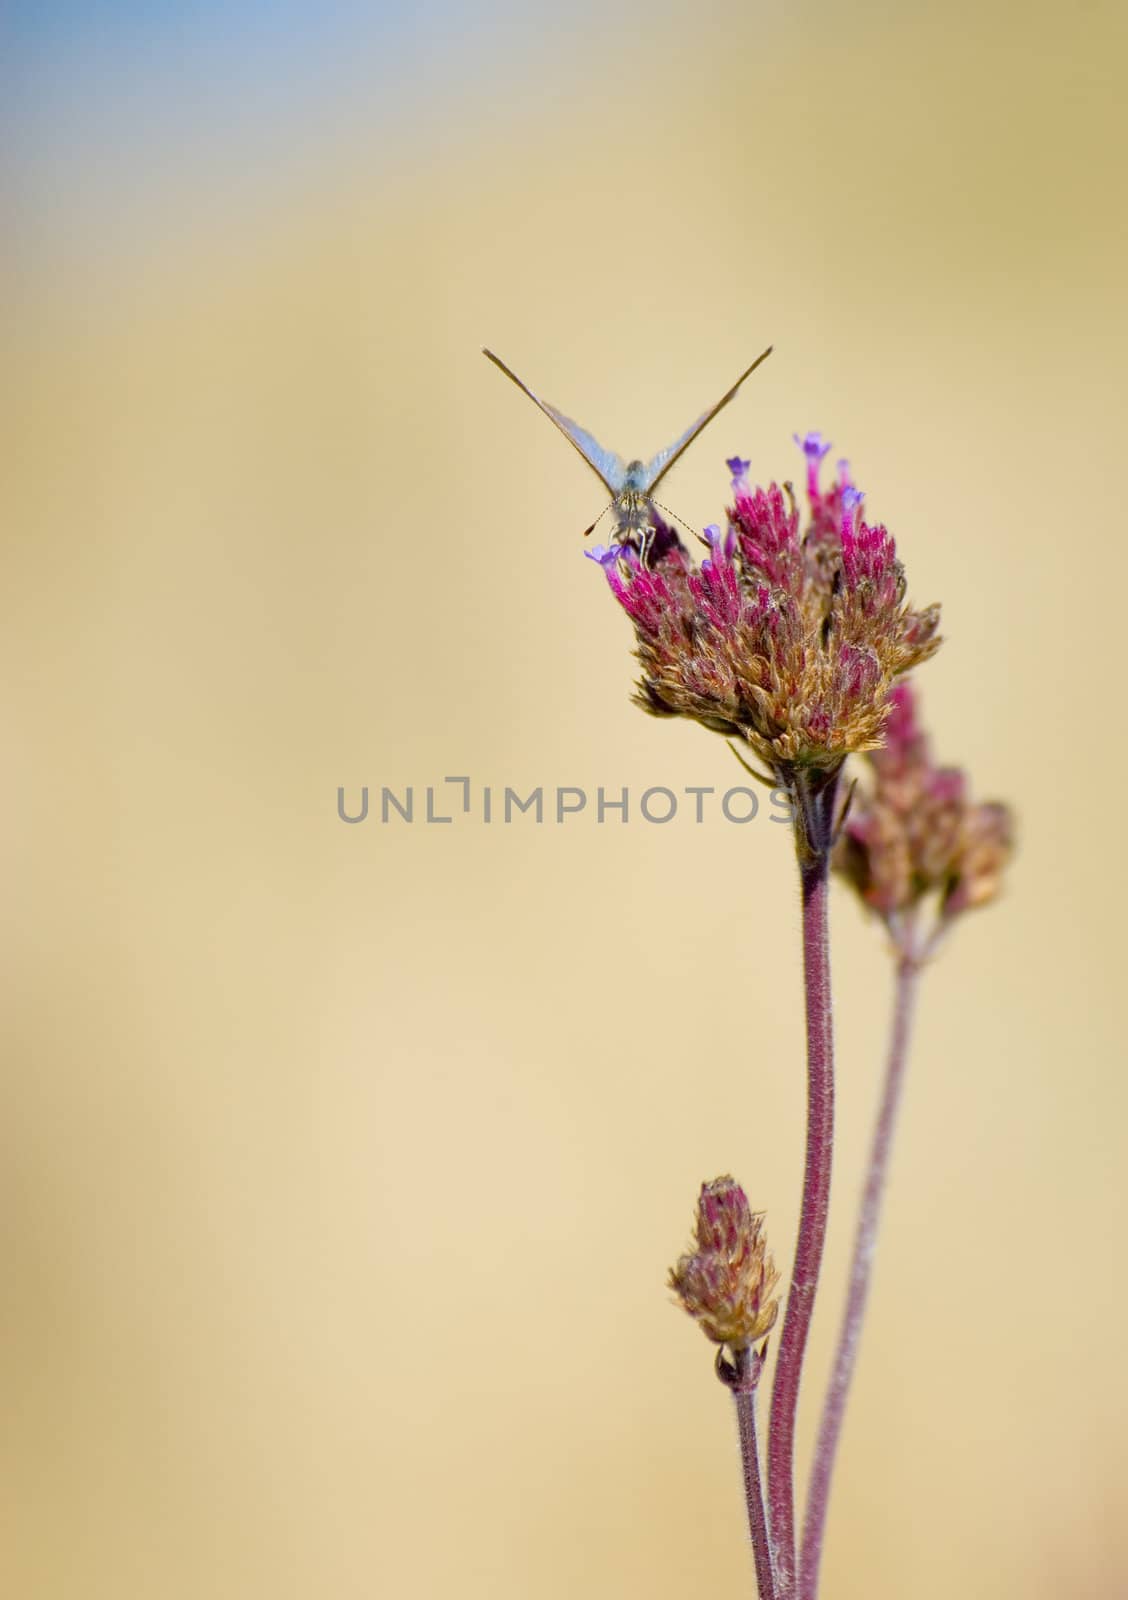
[
  {"xmin": 589, "ymin": 440, "xmax": 941, "ymax": 776},
  {"xmin": 669, "ymin": 1177, "xmax": 780, "ymax": 1350},
  {"xmin": 835, "ymin": 680, "xmax": 1015, "ymax": 944}
]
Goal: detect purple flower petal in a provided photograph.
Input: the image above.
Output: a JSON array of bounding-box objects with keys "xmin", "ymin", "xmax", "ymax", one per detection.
[
  {"xmin": 841, "ymin": 486, "xmax": 866, "ymax": 531},
  {"xmin": 702, "ymin": 522, "xmax": 735, "ymax": 561},
  {"xmin": 793, "ymin": 431, "xmax": 833, "ymax": 463}
]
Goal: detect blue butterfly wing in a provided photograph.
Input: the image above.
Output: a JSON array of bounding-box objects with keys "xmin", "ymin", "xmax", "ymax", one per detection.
[
  {"xmin": 483, "ymin": 349, "xmax": 626, "ymax": 494},
  {"xmin": 642, "ymin": 347, "xmax": 773, "ymax": 491}
]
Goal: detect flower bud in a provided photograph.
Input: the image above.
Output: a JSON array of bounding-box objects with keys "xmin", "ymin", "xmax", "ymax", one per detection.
[{"xmin": 669, "ymin": 1177, "xmax": 780, "ymax": 1350}]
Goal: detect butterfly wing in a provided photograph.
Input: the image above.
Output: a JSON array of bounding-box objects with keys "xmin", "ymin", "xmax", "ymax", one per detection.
[
  {"xmin": 482, "ymin": 348, "xmax": 627, "ymax": 494},
  {"xmin": 642, "ymin": 346, "xmax": 773, "ymax": 491}
]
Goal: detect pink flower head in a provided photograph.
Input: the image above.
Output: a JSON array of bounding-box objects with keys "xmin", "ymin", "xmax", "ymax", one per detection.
[
  {"xmin": 836, "ymin": 678, "xmax": 1014, "ymax": 942},
  {"xmin": 588, "ymin": 443, "xmax": 941, "ymax": 776}
]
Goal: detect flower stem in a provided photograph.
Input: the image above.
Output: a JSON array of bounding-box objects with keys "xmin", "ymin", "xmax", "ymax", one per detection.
[
  {"xmin": 767, "ymin": 773, "xmax": 839, "ymax": 1600},
  {"xmin": 727, "ymin": 1353, "xmax": 778, "ymax": 1600},
  {"xmin": 798, "ymin": 949, "xmax": 920, "ymax": 1599}
]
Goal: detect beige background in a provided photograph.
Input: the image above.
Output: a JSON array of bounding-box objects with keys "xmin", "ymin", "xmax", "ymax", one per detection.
[{"xmin": 4, "ymin": 1, "xmax": 1127, "ymax": 1595}]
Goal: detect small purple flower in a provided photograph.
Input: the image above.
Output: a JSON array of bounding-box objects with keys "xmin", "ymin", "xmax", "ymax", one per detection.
[
  {"xmin": 726, "ymin": 456, "xmax": 751, "ymax": 486},
  {"xmin": 794, "ymin": 431, "xmax": 833, "ymax": 499},
  {"xmin": 585, "ymin": 541, "xmax": 636, "ymax": 605},
  {"xmin": 701, "ymin": 523, "xmax": 736, "ymax": 563},
  {"xmin": 793, "ymin": 431, "xmax": 833, "ymax": 462},
  {"xmin": 841, "ymin": 485, "xmax": 865, "ymax": 525}
]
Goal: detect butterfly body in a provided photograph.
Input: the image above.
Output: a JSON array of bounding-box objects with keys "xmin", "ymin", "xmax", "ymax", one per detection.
[
  {"xmin": 611, "ymin": 465, "xmax": 653, "ymax": 540},
  {"xmin": 483, "ymin": 345, "xmax": 772, "ymax": 557}
]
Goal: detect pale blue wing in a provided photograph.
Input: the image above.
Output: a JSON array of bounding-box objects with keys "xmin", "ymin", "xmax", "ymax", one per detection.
[
  {"xmin": 483, "ymin": 348, "xmax": 627, "ymax": 494},
  {"xmin": 642, "ymin": 346, "xmax": 773, "ymax": 491}
]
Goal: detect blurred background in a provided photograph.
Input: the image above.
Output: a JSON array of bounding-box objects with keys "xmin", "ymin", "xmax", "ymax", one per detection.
[{"xmin": 3, "ymin": 1, "xmax": 1127, "ymax": 1595}]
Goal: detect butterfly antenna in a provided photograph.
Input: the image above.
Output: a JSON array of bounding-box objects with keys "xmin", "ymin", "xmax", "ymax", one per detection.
[
  {"xmin": 651, "ymin": 499, "xmax": 702, "ymax": 542},
  {"xmin": 582, "ymin": 503, "xmax": 612, "ymax": 540}
]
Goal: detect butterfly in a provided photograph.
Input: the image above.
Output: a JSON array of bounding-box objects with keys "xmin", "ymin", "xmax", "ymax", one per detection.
[{"xmin": 482, "ymin": 344, "xmax": 772, "ymax": 560}]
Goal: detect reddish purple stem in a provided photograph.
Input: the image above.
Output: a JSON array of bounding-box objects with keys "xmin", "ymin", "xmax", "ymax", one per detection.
[
  {"xmin": 732, "ymin": 1374, "xmax": 779, "ymax": 1600},
  {"xmin": 767, "ymin": 842, "xmax": 836, "ymax": 1600},
  {"xmin": 799, "ymin": 952, "xmax": 920, "ymax": 1598}
]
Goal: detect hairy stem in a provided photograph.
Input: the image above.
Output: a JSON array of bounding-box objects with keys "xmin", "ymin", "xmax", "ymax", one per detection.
[
  {"xmin": 729, "ymin": 1358, "xmax": 778, "ymax": 1600},
  {"xmin": 799, "ymin": 951, "xmax": 920, "ymax": 1598},
  {"xmin": 767, "ymin": 771, "xmax": 839, "ymax": 1600}
]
